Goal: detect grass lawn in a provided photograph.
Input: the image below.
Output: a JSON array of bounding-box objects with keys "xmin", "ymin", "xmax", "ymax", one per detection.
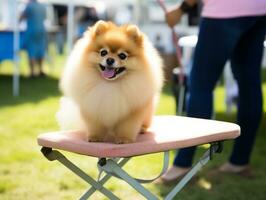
[{"xmin": 0, "ymin": 51, "xmax": 266, "ymax": 200}]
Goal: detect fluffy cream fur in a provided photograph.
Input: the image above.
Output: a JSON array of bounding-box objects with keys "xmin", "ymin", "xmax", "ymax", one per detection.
[{"xmin": 58, "ymin": 21, "xmax": 164, "ymax": 143}]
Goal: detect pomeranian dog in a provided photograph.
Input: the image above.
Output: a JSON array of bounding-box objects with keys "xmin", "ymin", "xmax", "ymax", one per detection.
[{"xmin": 57, "ymin": 21, "xmax": 164, "ymax": 144}]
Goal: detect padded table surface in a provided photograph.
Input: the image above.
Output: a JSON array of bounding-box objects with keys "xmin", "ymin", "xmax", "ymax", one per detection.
[{"xmin": 37, "ymin": 115, "xmax": 240, "ymax": 158}]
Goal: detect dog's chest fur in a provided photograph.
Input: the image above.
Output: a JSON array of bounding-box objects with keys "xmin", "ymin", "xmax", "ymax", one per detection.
[{"xmin": 81, "ymin": 78, "xmax": 153, "ymax": 127}]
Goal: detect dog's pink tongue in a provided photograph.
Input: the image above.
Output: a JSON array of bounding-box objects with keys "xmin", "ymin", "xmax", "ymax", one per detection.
[{"xmin": 102, "ymin": 68, "xmax": 115, "ymax": 79}]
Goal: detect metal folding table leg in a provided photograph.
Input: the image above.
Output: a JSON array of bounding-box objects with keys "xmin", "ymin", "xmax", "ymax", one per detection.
[
  {"xmin": 41, "ymin": 147, "xmax": 120, "ymax": 200},
  {"xmin": 79, "ymin": 158, "xmax": 130, "ymax": 200},
  {"xmin": 165, "ymin": 142, "xmax": 222, "ymax": 200},
  {"xmin": 102, "ymin": 159, "xmax": 159, "ymax": 200},
  {"xmin": 41, "ymin": 142, "xmax": 223, "ymax": 200}
]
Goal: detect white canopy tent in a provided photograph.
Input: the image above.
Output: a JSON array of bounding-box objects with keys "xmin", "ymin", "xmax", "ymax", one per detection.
[
  {"xmin": 0, "ymin": 0, "xmax": 21, "ymax": 96},
  {"xmin": 12, "ymin": 0, "xmax": 20, "ymax": 96}
]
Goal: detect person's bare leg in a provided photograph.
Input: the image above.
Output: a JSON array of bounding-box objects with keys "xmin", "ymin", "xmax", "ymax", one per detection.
[
  {"xmin": 37, "ymin": 58, "xmax": 45, "ymax": 76},
  {"xmin": 160, "ymin": 166, "xmax": 190, "ymax": 184},
  {"xmin": 29, "ymin": 59, "xmax": 35, "ymax": 77}
]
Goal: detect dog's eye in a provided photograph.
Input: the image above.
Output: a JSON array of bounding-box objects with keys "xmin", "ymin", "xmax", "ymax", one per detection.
[
  {"xmin": 100, "ymin": 49, "xmax": 108, "ymax": 57},
  {"xmin": 118, "ymin": 53, "xmax": 127, "ymax": 60}
]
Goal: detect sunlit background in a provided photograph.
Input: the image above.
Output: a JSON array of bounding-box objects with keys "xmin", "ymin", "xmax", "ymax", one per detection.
[{"xmin": 0, "ymin": 0, "xmax": 266, "ymax": 200}]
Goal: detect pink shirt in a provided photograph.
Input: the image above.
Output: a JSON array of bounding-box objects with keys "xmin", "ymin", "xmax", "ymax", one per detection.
[{"xmin": 202, "ymin": 0, "xmax": 266, "ymax": 18}]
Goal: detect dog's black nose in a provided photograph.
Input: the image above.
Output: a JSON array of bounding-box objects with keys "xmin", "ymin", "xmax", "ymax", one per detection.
[{"xmin": 106, "ymin": 58, "xmax": 115, "ymax": 66}]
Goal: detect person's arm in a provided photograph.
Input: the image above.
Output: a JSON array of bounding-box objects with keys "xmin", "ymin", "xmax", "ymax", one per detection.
[
  {"xmin": 19, "ymin": 12, "xmax": 26, "ymax": 22},
  {"xmin": 165, "ymin": 0, "xmax": 198, "ymax": 27},
  {"xmin": 19, "ymin": 4, "xmax": 30, "ymax": 22}
]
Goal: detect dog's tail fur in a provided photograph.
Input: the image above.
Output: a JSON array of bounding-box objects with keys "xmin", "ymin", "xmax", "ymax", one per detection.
[{"xmin": 56, "ymin": 97, "xmax": 86, "ymax": 131}]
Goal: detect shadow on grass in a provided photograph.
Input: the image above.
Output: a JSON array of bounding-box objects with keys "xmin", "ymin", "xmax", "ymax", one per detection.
[
  {"xmin": 0, "ymin": 74, "xmax": 175, "ymax": 107},
  {"xmin": 0, "ymin": 74, "xmax": 60, "ymax": 107},
  {"xmin": 162, "ymin": 83, "xmax": 175, "ymax": 96},
  {"xmin": 262, "ymin": 68, "xmax": 266, "ymax": 83}
]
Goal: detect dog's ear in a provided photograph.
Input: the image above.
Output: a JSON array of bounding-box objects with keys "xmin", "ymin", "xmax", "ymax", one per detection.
[
  {"xmin": 92, "ymin": 20, "xmax": 109, "ymax": 37},
  {"xmin": 126, "ymin": 25, "xmax": 143, "ymax": 45}
]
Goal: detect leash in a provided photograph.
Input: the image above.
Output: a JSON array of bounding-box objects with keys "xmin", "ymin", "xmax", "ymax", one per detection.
[
  {"xmin": 157, "ymin": 0, "xmax": 184, "ymax": 85},
  {"xmin": 157, "ymin": 0, "xmax": 186, "ymax": 115}
]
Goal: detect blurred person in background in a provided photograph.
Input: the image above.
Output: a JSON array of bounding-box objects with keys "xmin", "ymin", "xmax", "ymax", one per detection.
[
  {"xmin": 75, "ymin": 6, "xmax": 99, "ymax": 40},
  {"xmin": 20, "ymin": 0, "xmax": 47, "ymax": 77},
  {"xmin": 54, "ymin": 5, "xmax": 67, "ymax": 55},
  {"xmin": 160, "ymin": 0, "xmax": 266, "ymax": 184}
]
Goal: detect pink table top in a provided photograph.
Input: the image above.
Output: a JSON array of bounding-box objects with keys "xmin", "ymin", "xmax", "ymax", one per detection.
[{"xmin": 37, "ymin": 115, "xmax": 240, "ymax": 158}]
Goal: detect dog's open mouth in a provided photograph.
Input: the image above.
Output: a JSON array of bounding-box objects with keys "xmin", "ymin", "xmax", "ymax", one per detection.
[{"xmin": 99, "ymin": 64, "xmax": 126, "ymax": 80}]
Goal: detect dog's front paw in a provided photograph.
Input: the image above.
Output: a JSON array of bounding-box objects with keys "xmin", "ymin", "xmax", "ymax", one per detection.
[
  {"xmin": 115, "ymin": 137, "xmax": 134, "ymax": 144},
  {"xmin": 88, "ymin": 136, "xmax": 104, "ymax": 142},
  {"xmin": 140, "ymin": 125, "xmax": 149, "ymax": 134}
]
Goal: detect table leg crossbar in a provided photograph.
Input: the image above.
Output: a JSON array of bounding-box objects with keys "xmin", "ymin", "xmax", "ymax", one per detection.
[{"xmin": 41, "ymin": 142, "xmax": 222, "ymax": 200}]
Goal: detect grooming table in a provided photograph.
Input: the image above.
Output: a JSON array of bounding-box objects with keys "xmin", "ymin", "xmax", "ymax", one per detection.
[{"xmin": 38, "ymin": 115, "xmax": 240, "ymax": 200}]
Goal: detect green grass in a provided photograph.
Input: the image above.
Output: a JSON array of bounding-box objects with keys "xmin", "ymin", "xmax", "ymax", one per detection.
[{"xmin": 0, "ymin": 51, "xmax": 266, "ymax": 200}]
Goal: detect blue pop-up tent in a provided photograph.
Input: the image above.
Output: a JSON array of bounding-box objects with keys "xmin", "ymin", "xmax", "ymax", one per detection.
[{"xmin": 0, "ymin": 0, "xmax": 25, "ymax": 96}]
